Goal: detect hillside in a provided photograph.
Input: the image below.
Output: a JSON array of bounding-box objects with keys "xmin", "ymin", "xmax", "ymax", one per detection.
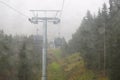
[{"xmin": 47, "ymin": 49, "xmax": 108, "ymax": 80}]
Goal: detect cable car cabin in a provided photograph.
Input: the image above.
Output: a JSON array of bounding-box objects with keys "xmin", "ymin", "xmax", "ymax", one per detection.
[{"xmin": 54, "ymin": 37, "xmax": 64, "ymax": 48}]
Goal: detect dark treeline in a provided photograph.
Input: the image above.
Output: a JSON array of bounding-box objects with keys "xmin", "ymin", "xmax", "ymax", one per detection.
[
  {"xmin": 62, "ymin": 0, "xmax": 120, "ymax": 80},
  {"xmin": 0, "ymin": 30, "xmax": 42, "ymax": 80}
]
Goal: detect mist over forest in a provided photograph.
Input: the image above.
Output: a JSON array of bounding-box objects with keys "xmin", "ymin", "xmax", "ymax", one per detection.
[{"xmin": 0, "ymin": 0, "xmax": 120, "ymax": 80}]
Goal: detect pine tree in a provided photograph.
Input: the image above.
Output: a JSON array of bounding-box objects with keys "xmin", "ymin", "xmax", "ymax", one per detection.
[{"xmin": 18, "ymin": 43, "xmax": 32, "ymax": 80}]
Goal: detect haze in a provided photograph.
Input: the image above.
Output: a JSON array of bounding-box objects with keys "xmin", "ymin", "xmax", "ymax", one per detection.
[{"xmin": 0, "ymin": 0, "xmax": 109, "ymax": 40}]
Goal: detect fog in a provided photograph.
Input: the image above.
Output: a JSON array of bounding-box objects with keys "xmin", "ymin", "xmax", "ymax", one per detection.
[{"xmin": 0, "ymin": 0, "xmax": 109, "ymax": 41}]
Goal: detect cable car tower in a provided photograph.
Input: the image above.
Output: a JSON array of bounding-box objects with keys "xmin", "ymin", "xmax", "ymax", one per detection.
[
  {"xmin": 29, "ymin": 0, "xmax": 65, "ymax": 80},
  {"xmin": 29, "ymin": 10, "xmax": 61, "ymax": 80}
]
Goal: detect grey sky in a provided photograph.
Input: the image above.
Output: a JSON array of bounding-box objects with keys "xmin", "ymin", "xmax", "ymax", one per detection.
[{"xmin": 0, "ymin": 0, "xmax": 109, "ymax": 40}]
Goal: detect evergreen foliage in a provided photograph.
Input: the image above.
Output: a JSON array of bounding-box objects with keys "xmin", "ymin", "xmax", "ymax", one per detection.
[
  {"xmin": 62, "ymin": 1, "xmax": 120, "ymax": 80},
  {"xmin": 0, "ymin": 31, "xmax": 42, "ymax": 80}
]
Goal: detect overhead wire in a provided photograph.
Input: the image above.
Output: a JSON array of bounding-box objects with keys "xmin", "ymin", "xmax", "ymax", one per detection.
[
  {"xmin": 0, "ymin": 0, "xmax": 29, "ymax": 18},
  {"xmin": 53, "ymin": 0, "xmax": 65, "ymax": 18},
  {"xmin": 56, "ymin": 0, "xmax": 65, "ymax": 38},
  {"xmin": 59, "ymin": 0, "xmax": 65, "ymax": 18}
]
